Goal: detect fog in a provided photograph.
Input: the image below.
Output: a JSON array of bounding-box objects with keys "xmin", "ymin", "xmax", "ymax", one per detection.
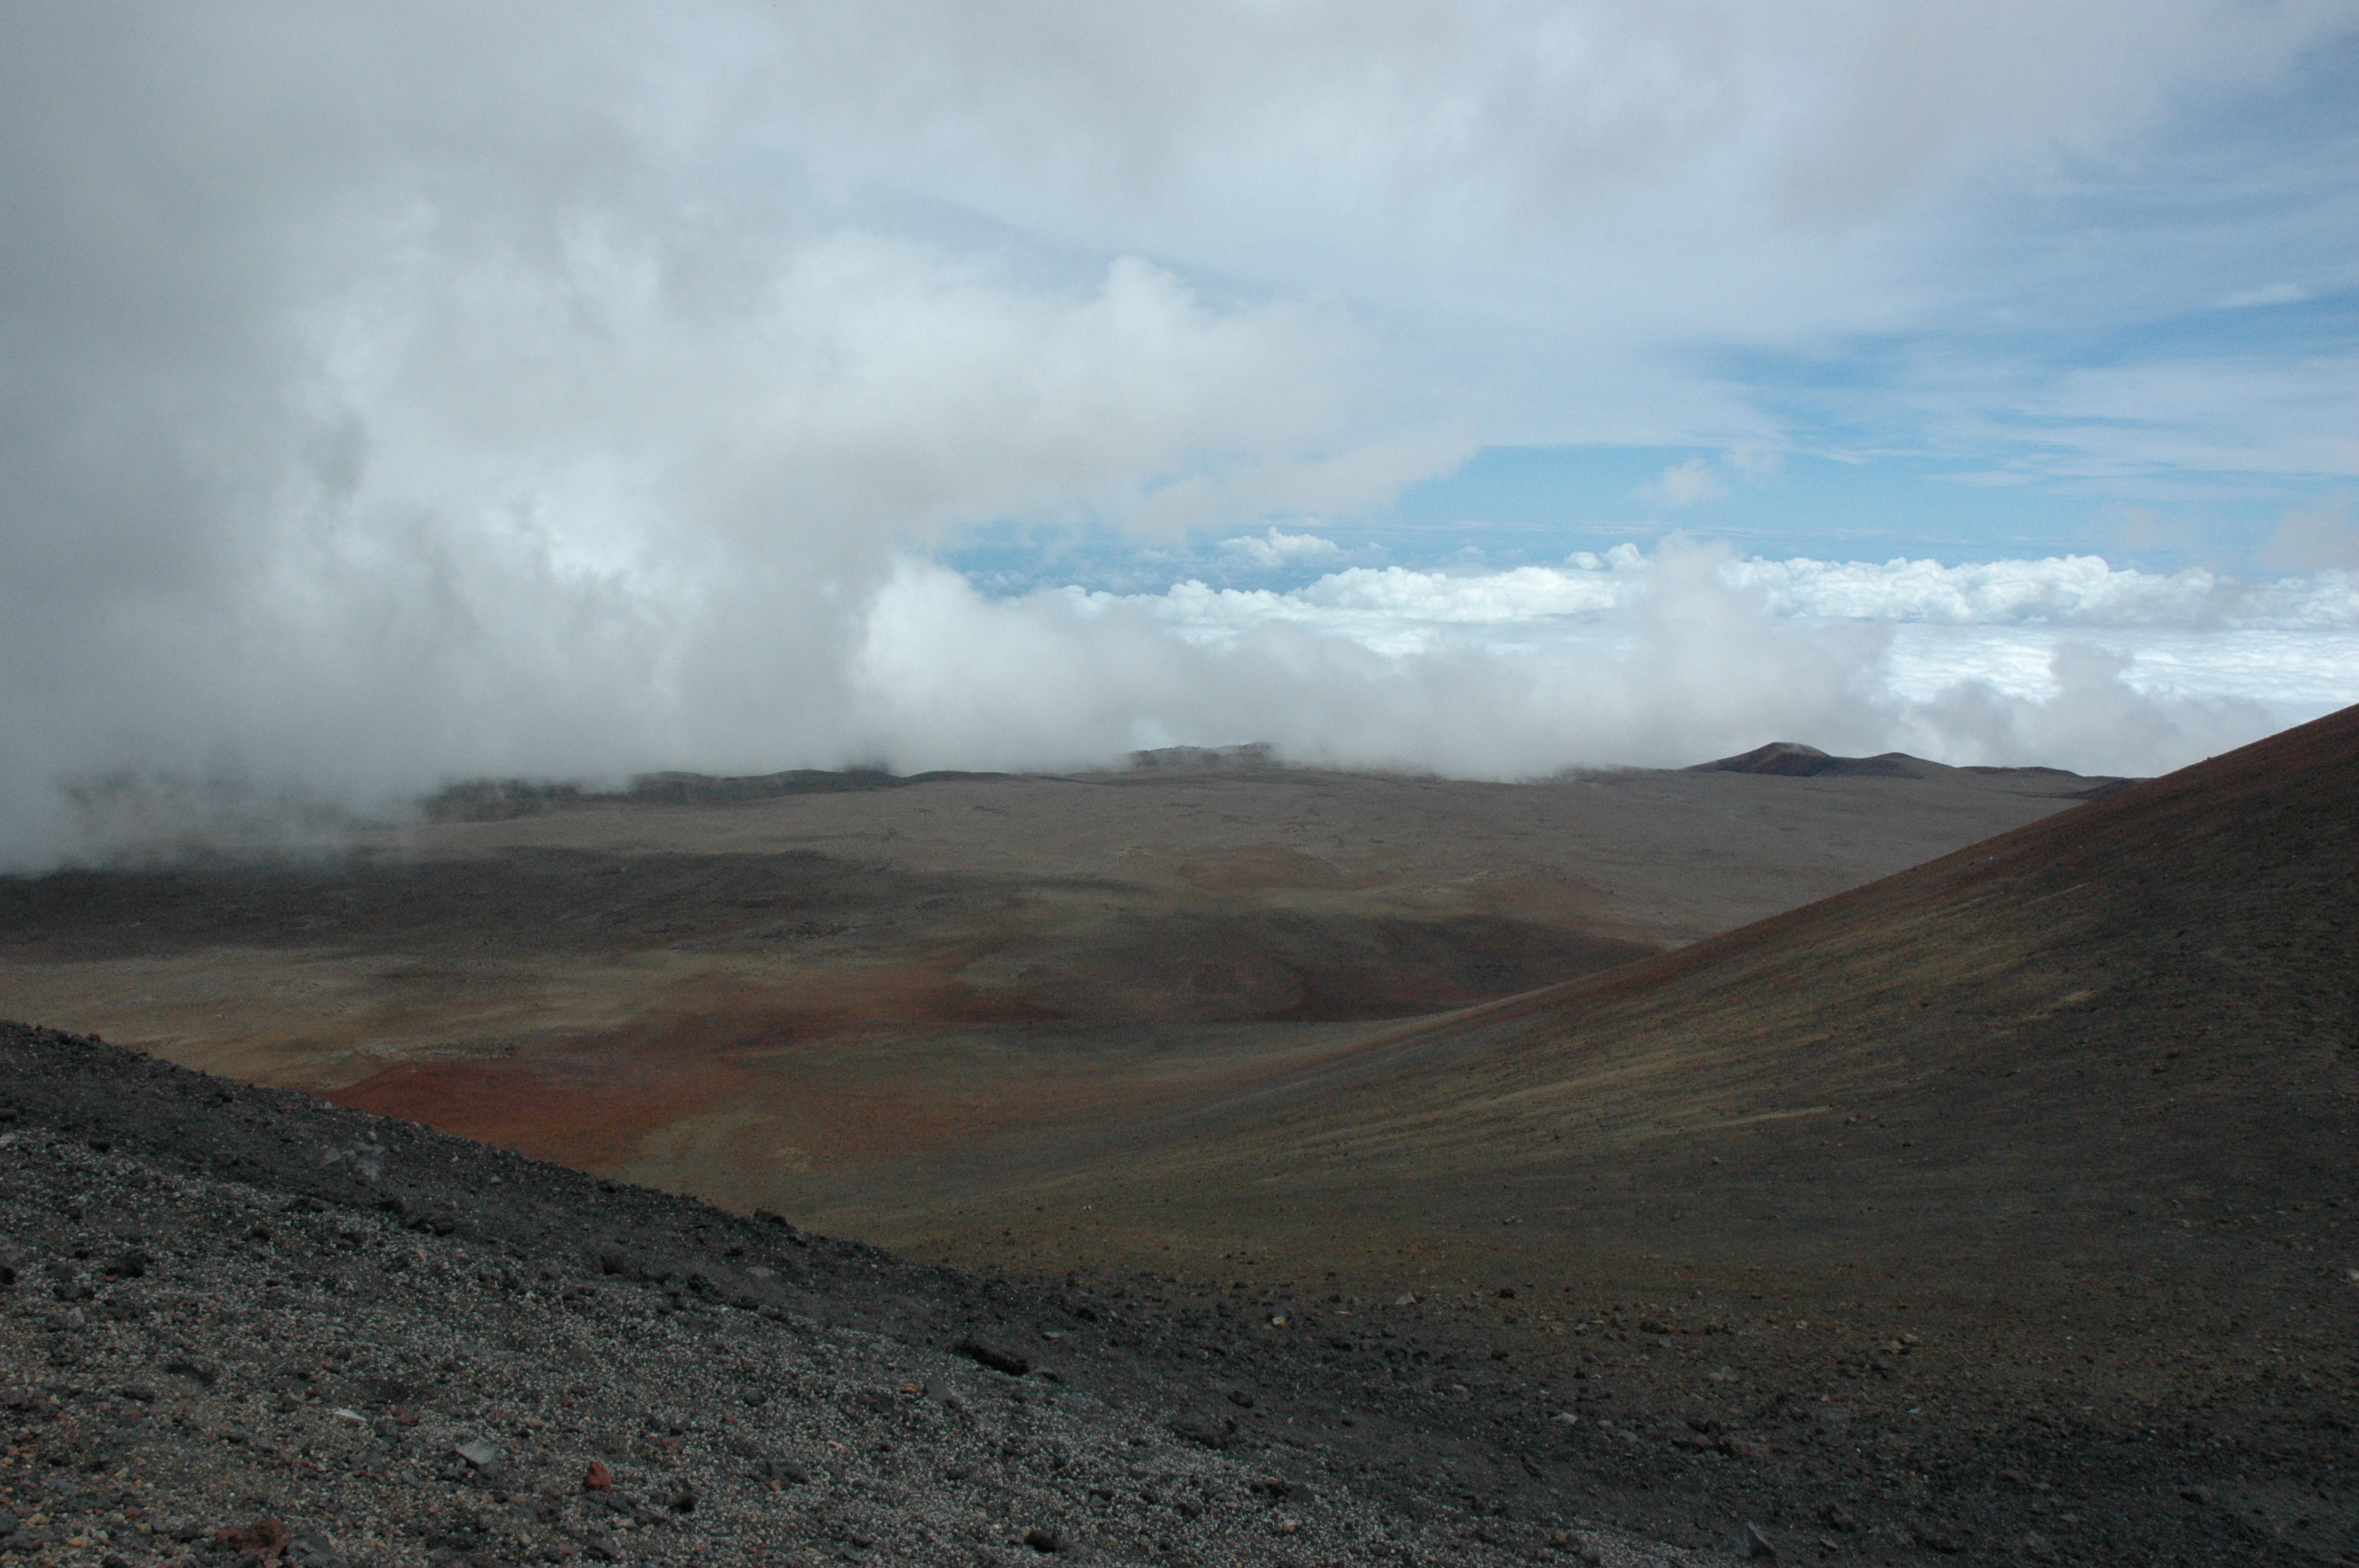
[{"xmin": 2, "ymin": 4, "xmax": 2350, "ymax": 863}]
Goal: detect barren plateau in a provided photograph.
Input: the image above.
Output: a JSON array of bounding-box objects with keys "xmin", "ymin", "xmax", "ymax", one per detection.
[
  {"xmin": 4, "ymin": 724, "xmax": 2355, "ymax": 1566},
  {"xmin": 0, "ymin": 751, "xmax": 2103, "ymax": 1214}
]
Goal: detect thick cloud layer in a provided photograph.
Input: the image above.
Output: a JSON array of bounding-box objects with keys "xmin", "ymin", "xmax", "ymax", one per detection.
[
  {"xmin": 2, "ymin": 5, "xmax": 2351, "ymax": 862},
  {"xmin": 856, "ymin": 546, "xmax": 2348, "ymax": 782}
]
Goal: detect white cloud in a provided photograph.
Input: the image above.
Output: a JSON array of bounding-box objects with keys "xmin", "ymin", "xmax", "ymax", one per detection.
[
  {"xmin": 1724, "ymin": 442, "xmax": 1787, "ymax": 483},
  {"xmin": 1892, "ymin": 644, "xmax": 2277, "ymax": 774},
  {"xmin": 0, "ymin": 4, "xmax": 2352, "ymax": 859},
  {"xmin": 1724, "ymin": 554, "xmax": 2248, "ymax": 624},
  {"xmin": 1643, "ymin": 456, "xmax": 1731, "ymax": 507},
  {"xmin": 1125, "ymin": 545, "xmax": 2359, "ymax": 643},
  {"xmin": 0, "ymin": 135, "xmax": 1430, "ymax": 861},
  {"xmin": 853, "ymin": 549, "xmax": 1904, "ymax": 779},
  {"xmin": 846, "ymin": 543, "xmax": 2355, "ymax": 784},
  {"xmin": 1637, "ymin": 444, "xmax": 1786, "ymax": 507},
  {"xmin": 30, "ymin": 526, "xmax": 2359, "ymax": 859},
  {"xmin": 747, "ymin": 2, "xmax": 2343, "ymax": 318},
  {"xmin": 1218, "ymin": 527, "xmax": 1345, "ymax": 569}
]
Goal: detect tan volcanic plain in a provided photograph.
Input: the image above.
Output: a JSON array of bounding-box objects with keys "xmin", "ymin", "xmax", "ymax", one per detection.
[{"xmin": 0, "ymin": 752, "xmax": 2100, "ymax": 1201}]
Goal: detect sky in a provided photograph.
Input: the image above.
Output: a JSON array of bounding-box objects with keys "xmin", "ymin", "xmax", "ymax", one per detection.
[{"xmin": 2, "ymin": 2, "xmax": 2355, "ymax": 862}]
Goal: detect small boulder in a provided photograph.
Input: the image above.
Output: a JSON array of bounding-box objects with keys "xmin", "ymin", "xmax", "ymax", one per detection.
[
  {"xmin": 285, "ymin": 1530, "xmax": 347, "ymax": 1568},
  {"xmin": 1169, "ymin": 1414, "xmax": 1238, "ymax": 1450},
  {"xmin": 452, "ymin": 1439, "xmax": 503, "ymax": 1478},
  {"xmin": 954, "ymin": 1336, "xmax": 1031, "ymax": 1377}
]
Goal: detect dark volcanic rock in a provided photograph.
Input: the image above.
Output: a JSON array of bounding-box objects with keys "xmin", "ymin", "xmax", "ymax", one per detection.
[
  {"xmin": 0, "ymin": 1020, "xmax": 1696, "ymax": 1568},
  {"xmin": 1169, "ymin": 1413, "xmax": 1238, "ymax": 1449},
  {"xmin": 2, "ymin": 1005, "xmax": 2333, "ymax": 1567},
  {"xmin": 953, "ymin": 1334, "xmax": 1032, "ymax": 1376}
]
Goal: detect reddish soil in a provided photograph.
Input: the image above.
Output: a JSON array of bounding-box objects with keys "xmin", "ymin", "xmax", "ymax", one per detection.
[
  {"xmin": 325, "ymin": 958, "xmax": 1069, "ymax": 1170},
  {"xmin": 330, "ymin": 1053, "xmax": 727, "ymax": 1171}
]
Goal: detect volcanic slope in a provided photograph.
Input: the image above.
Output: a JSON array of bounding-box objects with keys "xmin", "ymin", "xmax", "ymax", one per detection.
[
  {"xmin": 0, "ymin": 753, "xmax": 2104, "ymax": 1208},
  {"xmin": 821, "ymin": 707, "xmax": 2359, "ymax": 1559},
  {"xmin": 0, "ymin": 1021, "xmax": 1712, "ymax": 1568},
  {"xmin": 3, "ymin": 720, "xmax": 2349, "ymax": 1565}
]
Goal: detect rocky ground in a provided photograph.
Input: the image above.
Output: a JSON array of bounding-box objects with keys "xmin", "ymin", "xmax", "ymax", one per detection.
[
  {"xmin": 3, "ymin": 717, "xmax": 2349, "ymax": 1568},
  {"xmin": 0, "ymin": 1020, "xmax": 1767, "ymax": 1568},
  {"xmin": 7, "ymin": 1015, "xmax": 2350, "ymax": 1568}
]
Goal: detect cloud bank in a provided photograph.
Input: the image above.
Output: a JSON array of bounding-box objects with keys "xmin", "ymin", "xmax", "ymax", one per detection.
[
  {"xmin": 852, "ymin": 546, "xmax": 2351, "ymax": 784},
  {"xmin": 1, "ymin": 5, "xmax": 2351, "ymax": 862}
]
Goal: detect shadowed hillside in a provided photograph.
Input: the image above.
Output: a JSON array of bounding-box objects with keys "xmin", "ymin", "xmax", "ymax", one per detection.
[
  {"xmin": 818, "ymin": 707, "xmax": 2359, "ymax": 1560},
  {"xmin": 856, "ymin": 707, "xmax": 2357, "ymax": 1319}
]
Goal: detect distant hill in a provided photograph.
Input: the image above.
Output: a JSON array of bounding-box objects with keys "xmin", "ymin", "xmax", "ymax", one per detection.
[
  {"xmin": 419, "ymin": 748, "xmax": 1284, "ymax": 819},
  {"xmin": 1122, "ymin": 742, "xmax": 1279, "ymax": 771},
  {"xmin": 1689, "ymin": 739, "xmax": 1928, "ymax": 777},
  {"xmin": 1694, "ymin": 739, "xmax": 2138, "ymax": 795},
  {"xmin": 422, "ymin": 766, "xmax": 1009, "ymax": 820}
]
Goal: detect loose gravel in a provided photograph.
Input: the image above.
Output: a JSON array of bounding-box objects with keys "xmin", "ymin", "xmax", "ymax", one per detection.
[{"xmin": 0, "ymin": 1024, "xmax": 1707, "ymax": 1568}]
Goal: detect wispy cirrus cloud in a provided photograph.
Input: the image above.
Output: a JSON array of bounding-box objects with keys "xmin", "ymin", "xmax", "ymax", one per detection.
[{"xmin": 2218, "ymin": 282, "xmax": 2312, "ymax": 309}]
